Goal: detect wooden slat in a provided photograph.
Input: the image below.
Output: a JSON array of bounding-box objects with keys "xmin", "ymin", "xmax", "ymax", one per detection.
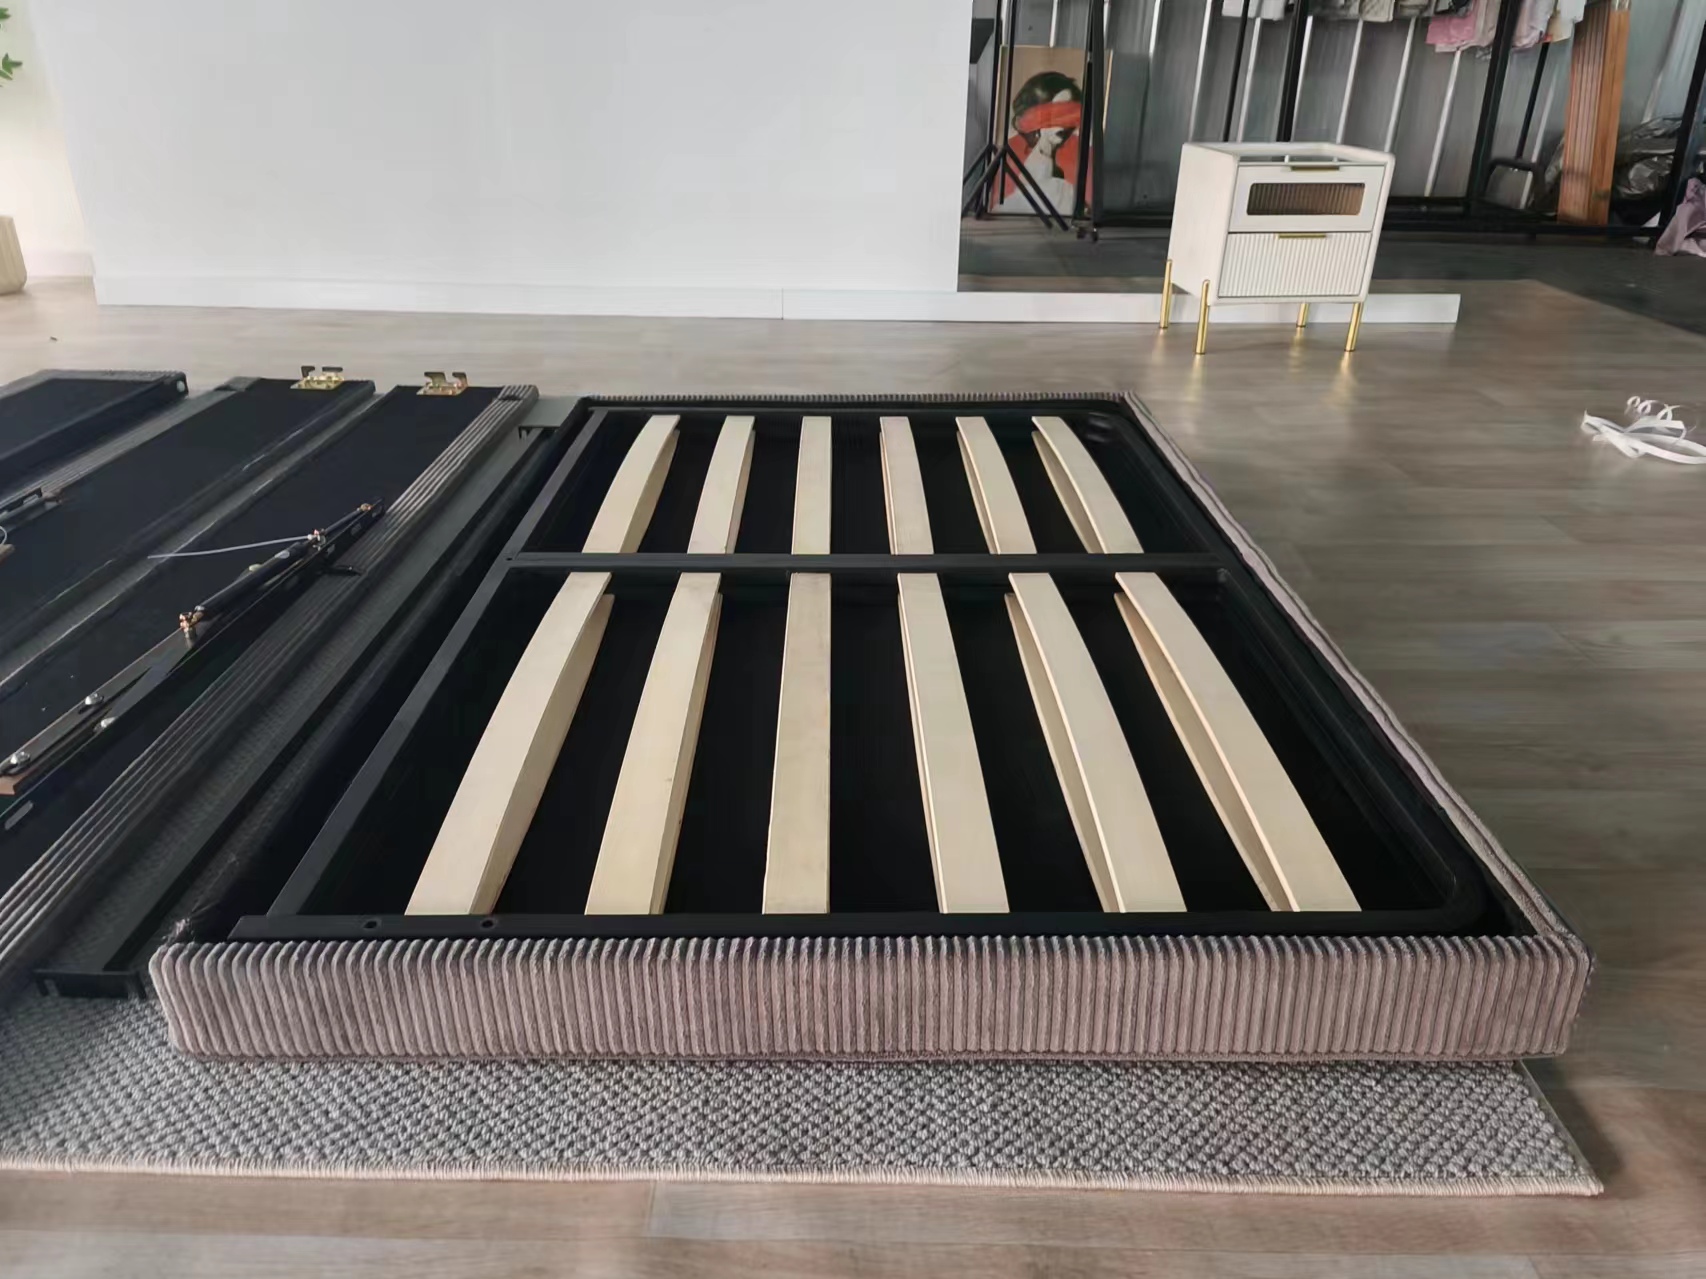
[
  {"xmin": 1009, "ymin": 572, "xmax": 1185, "ymax": 911},
  {"xmin": 878, "ymin": 416, "xmax": 933, "ymax": 554},
  {"xmin": 1116, "ymin": 572, "xmax": 1358, "ymax": 912},
  {"xmin": 405, "ymin": 414, "xmax": 689, "ymax": 914},
  {"xmin": 895, "ymin": 573, "xmax": 1008, "ymax": 913},
  {"xmin": 1031, "ymin": 415, "xmax": 1142, "ymax": 553},
  {"xmin": 793, "ymin": 416, "xmax": 833, "ymax": 555},
  {"xmin": 1033, "ymin": 432, "xmax": 1098, "ymax": 552},
  {"xmin": 686, "ymin": 416, "xmax": 755, "ymax": 554},
  {"xmin": 582, "ymin": 413, "xmax": 680, "ymax": 553},
  {"xmin": 584, "ymin": 419, "xmax": 759, "ymax": 914},
  {"xmin": 956, "ymin": 416, "xmax": 1036, "ymax": 554},
  {"xmin": 1004, "ymin": 593, "xmax": 1099, "ymax": 885},
  {"xmin": 406, "ymin": 573, "xmax": 613, "ymax": 915},
  {"xmin": 763, "ymin": 572, "xmax": 832, "ymax": 913},
  {"xmin": 1558, "ymin": 1, "xmax": 1630, "ymax": 226},
  {"xmin": 584, "ymin": 573, "xmax": 722, "ymax": 914},
  {"xmin": 763, "ymin": 417, "xmax": 835, "ymax": 913},
  {"xmin": 881, "ymin": 416, "xmax": 1004, "ymax": 910}
]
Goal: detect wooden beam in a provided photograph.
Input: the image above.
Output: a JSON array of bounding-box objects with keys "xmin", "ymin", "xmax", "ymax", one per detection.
[
  {"xmin": 764, "ymin": 572, "xmax": 833, "ymax": 913},
  {"xmin": 1009, "ymin": 572, "xmax": 1184, "ymax": 911},
  {"xmin": 1558, "ymin": 0, "xmax": 1630, "ymax": 226},
  {"xmin": 956, "ymin": 416, "xmax": 1036, "ymax": 554},
  {"xmin": 583, "ymin": 414, "xmax": 680, "ymax": 553},
  {"xmin": 1005, "ymin": 593, "xmax": 1099, "ymax": 888},
  {"xmin": 584, "ymin": 574, "xmax": 721, "ymax": 914},
  {"xmin": 879, "ymin": 415, "xmax": 933, "ymax": 554},
  {"xmin": 896, "ymin": 573, "xmax": 1008, "ymax": 913},
  {"xmin": 877, "ymin": 415, "xmax": 1005, "ymax": 910},
  {"xmin": 763, "ymin": 418, "xmax": 836, "ymax": 913},
  {"xmin": 793, "ymin": 416, "xmax": 833, "ymax": 555},
  {"xmin": 686, "ymin": 416, "xmax": 755, "ymax": 554},
  {"xmin": 404, "ymin": 414, "xmax": 687, "ymax": 915},
  {"xmin": 1116, "ymin": 572, "xmax": 1357, "ymax": 912},
  {"xmin": 1031, "ymin": 415, "xmax": 1142, "ymax": 553},
  {"xmin": 584, "ymin": 419, "xmax": 759, "ymax": 915},
  {"xmin": 406, "ymin": 574, "xmax": 613, "ymax": 915}
]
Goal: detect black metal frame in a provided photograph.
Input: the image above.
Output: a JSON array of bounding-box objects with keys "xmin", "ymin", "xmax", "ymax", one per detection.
[
  {"xmin": 239, "ymin": 393, "xmax": 1531, "ymax": 949},
  {"xmin": 1, "ymin": 502, "xmax": 384, "ymax": 805},
  {"xmin": 0, "ymin": 370, "xmax": 186, "ymax": 493},
  {"xmin": 1668, "ymin": 8, "xmax": 1706, "ymax": 221},
  {"xmin": 35, "ymin": 409, "xmax": 567, "ymax": 999},
  {"xmin": 1080, "ymin": 4, "xmax": 1706, "ymax": 239}
]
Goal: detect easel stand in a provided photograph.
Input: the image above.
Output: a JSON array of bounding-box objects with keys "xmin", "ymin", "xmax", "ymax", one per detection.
[{"xmin": 963, "ymin": 0, "xmax": 1071, "ymax": 229}]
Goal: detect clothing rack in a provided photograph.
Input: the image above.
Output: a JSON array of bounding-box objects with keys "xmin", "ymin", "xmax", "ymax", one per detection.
[{"xmin": 1063, "ymin": 0, "xmax": 1706, "ymax": 239}]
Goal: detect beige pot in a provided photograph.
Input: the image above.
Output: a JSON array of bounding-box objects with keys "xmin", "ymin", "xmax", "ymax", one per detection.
[{"xmin": 0, "ymin": 217, "xmax": 27, "ymax": 295}]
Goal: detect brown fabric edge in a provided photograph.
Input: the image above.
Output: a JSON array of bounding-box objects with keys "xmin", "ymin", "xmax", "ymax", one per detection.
[{"xmin": 151, "ymin": 933, "xmax": 1591, "ymax": 1062}]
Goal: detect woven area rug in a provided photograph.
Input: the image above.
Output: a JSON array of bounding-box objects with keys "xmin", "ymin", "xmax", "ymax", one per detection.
[{"xmin": 0, "ymin": 993, "xmax": 1597, "ymax": 1195}]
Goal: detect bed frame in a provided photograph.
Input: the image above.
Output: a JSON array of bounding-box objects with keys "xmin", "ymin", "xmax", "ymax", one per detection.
[{"xmin": 150, "ymin": 393, "xmax": 1592, "ymax": 1062}]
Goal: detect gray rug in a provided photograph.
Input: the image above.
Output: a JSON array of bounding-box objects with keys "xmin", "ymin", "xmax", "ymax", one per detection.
[{"xmin": 0, "ymin": 993, "xmax": 1597, "ymax": 1194}]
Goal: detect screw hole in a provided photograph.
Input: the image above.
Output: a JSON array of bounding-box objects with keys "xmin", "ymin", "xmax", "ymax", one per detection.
[{"xmin": 362, "ymin": 918, "xmax": 379, "ymax": 931}]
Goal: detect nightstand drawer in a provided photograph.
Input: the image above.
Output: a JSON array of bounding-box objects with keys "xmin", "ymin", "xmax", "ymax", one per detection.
[
  {"xmin": 1230, "ymin": 163, "xmax": 1385, "ymax": 233},
  {"xmin": 1219, "ymin": 232, "xmax": 1371, "ymax": 299}
]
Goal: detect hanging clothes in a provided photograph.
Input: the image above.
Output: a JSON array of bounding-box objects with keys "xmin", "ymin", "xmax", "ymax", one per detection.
[
  {"xmin": 1547, "ymin": 0, "xmax": 1585, "ymax": 41},
  {"xmin": 1360, "ymin": 1, "xmax": 1400, "ymax": 20},
  {"xmin": 1428, "ymin": 0, "xmax": 1501, "ymax": 51},
  {"xmin": 1514, "ymin": 0, "xmax": 1557, "ymax": 49}
]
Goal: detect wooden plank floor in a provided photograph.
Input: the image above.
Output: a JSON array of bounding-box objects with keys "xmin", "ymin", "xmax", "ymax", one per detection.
[{"xmin": 3, "ymin": 277, "xmax": 1706, "ymax": 1277}]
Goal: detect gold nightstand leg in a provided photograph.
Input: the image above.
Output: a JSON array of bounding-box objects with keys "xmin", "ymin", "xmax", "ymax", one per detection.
[
  {"xmin": 1159, "ymin": 258, "xmax": 1174, "ymax": 331},
  {"xmin": 1345, "ymin": 300, "xmax": 1364, "ymax": 352},
  {"xmin": 1194, "ymin": 281, "xmax": 1211, "ymax": 355},
  {"xmin": 1296, "ymin": 302, "xmax": 1310, "ymax": 329}
]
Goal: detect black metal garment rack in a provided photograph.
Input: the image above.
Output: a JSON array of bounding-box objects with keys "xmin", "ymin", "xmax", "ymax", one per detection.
[{"xmin": 1077, "ymin": 2, "xmax": 1706, "ymax": 240}]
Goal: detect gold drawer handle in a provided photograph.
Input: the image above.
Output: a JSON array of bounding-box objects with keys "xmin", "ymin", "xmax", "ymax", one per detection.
[
  {"xmin": 1287, "ymin": 163, "xmax": 1341, "ymax": 171},
  {"xmin": 1275, "ymin": 232, "xmax": 1329, "ymax": 239}
]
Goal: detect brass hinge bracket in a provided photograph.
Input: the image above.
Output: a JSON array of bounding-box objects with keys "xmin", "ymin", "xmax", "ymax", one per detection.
[
  {"xmin": 293, "ymin": 365, "xmax": 346, "ymax": 391},
  {"xmin": 420, "ymin": 371, "xmax": 469, "ymax": 396}
]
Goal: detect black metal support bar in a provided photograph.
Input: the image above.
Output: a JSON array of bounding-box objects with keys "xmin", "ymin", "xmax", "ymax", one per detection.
[
  {"xmin": 1004, "ymin": 145, "xmax": 1074, "ymax": 229},
  {"xmin": 1465, "ymin": 0, "xmax": 1524, "ymax": 216},
  {"xmin": 503, "ymin": 551, "xmax": 1221, "ymax": 578},
  {"xmin": 1073, "ymin": 0, "xmax": 1105, "ymax": 222},
  {"xmin": 1514, "ymin": 40, "xmax": 1549, "ymax": 158},
  {"xmin": 1223, "ymin": 0, "xmax": 1256, "ymax": 142},
  {"xmin": 1089, "ymin": 0, "xmax": 1107, "ymax": 228},
  {"xmin": 1666, "ymin": 13, "xmax": 1706, "ymax": 220},
  {"xmin": 1275, "ymin": 0, "xmax": 1311, "ymax": 143}
]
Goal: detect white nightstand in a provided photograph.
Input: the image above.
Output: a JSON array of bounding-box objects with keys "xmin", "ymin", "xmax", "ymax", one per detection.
[{"xmin": 1162, "ymin": 141, "xmax": 1395, "ymax": 354}]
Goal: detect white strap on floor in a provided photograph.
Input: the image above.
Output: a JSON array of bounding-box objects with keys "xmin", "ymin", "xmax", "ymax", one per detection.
[{"xmin": 1581, "ymin": 397, "xmax": 1706, "ymax": 465}]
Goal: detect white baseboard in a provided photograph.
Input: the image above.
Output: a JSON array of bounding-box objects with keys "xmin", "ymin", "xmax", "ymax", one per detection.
[
  {"xmin": 21, "ymin": 249, "xmax": 95, "ymax": 278},
  {"xmin": 786, "ymin": 290, "xmax": 1461, "ymax": 325},
  {"xmin": 88, "ymin": 275, "xmax": 1460, "ymax": 326},
  {"xmin": 93, "ymin": 276, "xmax": 785, "ymax": 319}
]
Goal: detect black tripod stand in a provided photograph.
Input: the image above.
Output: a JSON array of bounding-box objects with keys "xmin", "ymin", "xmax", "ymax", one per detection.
[{"xmin": 962, "ymin": 0, "xmax": 1072, "ymax": 230}]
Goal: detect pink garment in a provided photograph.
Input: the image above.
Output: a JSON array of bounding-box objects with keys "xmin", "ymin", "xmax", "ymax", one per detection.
[
  {"xmin": 1427, "ymin": 0, "xmax": 1500, "ymax": 52},
  {"xmin": 1656, "ymin": 179, "xmax": 1706, "ymax": 259}
]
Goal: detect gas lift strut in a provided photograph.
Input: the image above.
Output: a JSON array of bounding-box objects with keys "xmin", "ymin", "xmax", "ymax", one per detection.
[{"xmin": 0, "ymin": 501, "xmax": 386, "ymax": 806}]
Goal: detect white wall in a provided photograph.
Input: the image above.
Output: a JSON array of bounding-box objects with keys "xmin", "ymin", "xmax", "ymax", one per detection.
[
  {"xmin": 32, "ymin": 0, "xmax": 973, "ymax": 315},
  {"xmin": 0, "ymin": 1, "xmax": 90, "ymax": 276}
]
